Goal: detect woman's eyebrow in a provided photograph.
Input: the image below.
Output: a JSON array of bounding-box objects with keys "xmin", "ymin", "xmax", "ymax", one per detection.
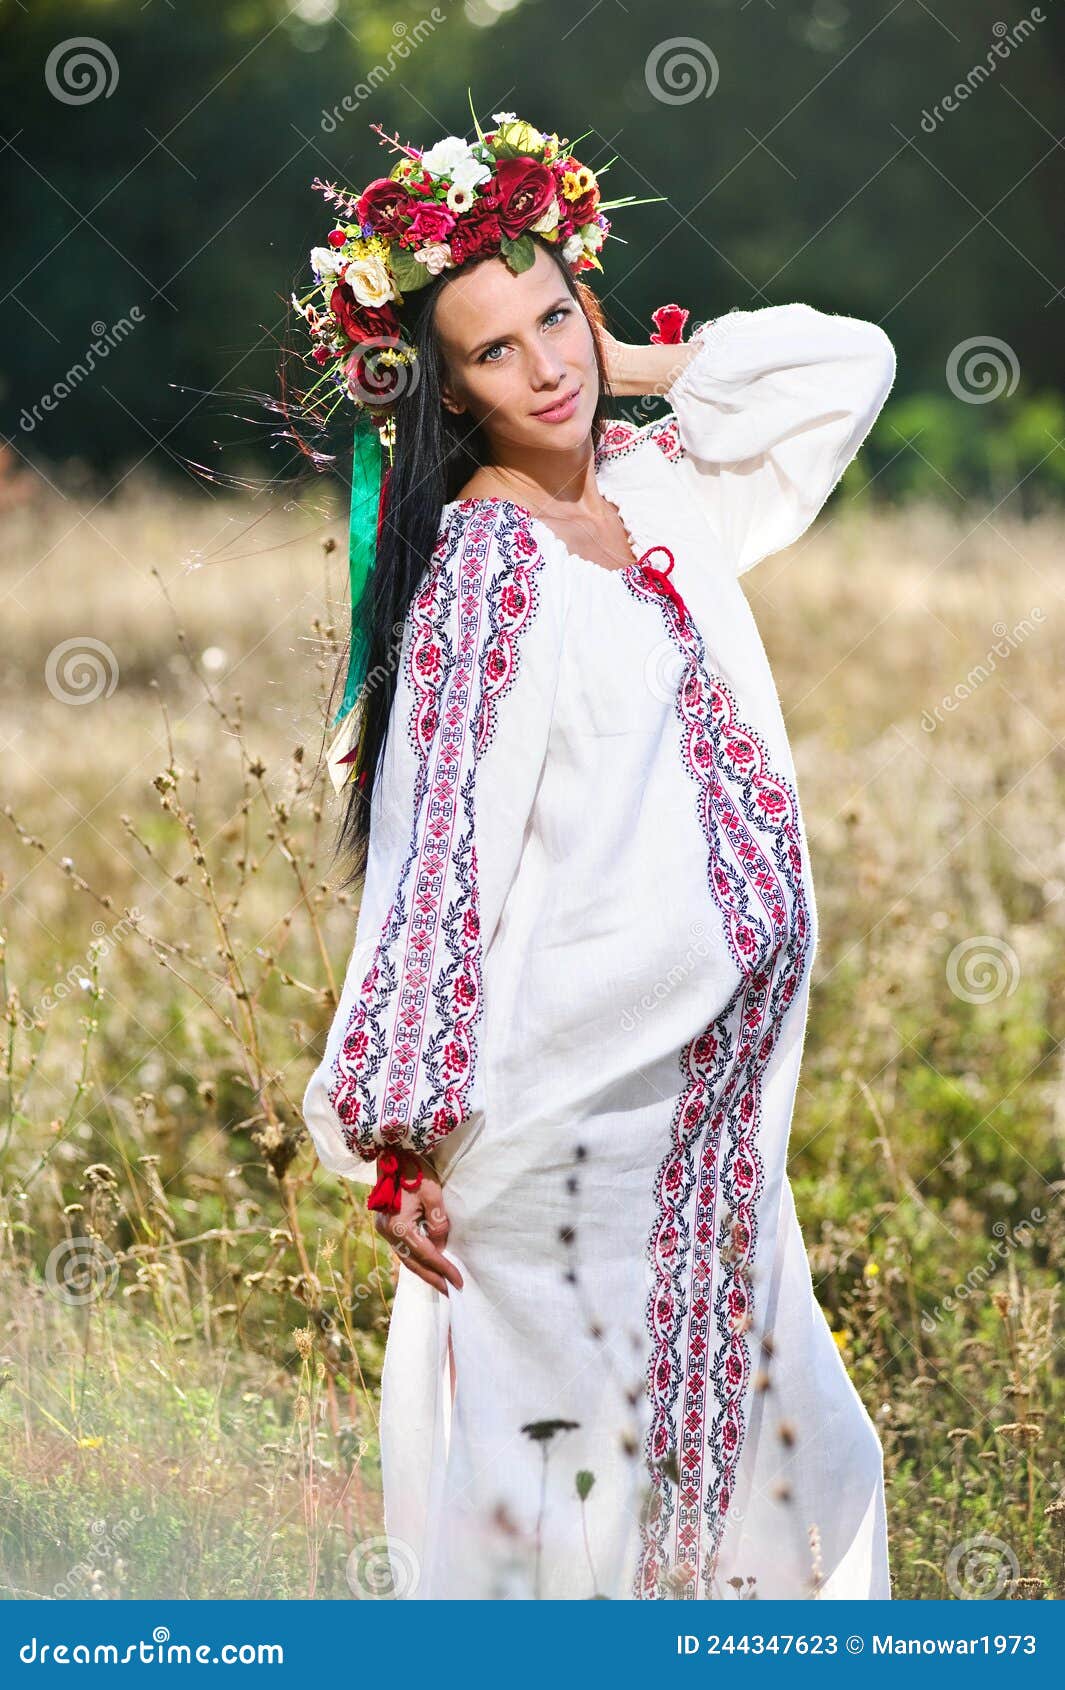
[{"xmin": 467, "ymin": 296, "xmax": 571, "ymax": 359}]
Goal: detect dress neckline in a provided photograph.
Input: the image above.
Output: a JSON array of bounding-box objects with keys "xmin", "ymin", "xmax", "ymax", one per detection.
[{"xmin": 442, "ymin": 492, "xmax": 646, "ymax": 581}]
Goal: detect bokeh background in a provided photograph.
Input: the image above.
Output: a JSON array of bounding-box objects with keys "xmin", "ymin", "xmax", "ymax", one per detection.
[{"xmin": 2, "ymin": 0, "xmax": 1065, "ymax": 1600}]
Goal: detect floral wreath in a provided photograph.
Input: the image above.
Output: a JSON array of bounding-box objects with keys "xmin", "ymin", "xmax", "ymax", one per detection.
[
  {"xmin": 292, "ymin": 95, "xmax": 661, "ymax": 417},
  {"xmin": 290, "ymin": 96, "xmax": 676, "ymax": 782}
]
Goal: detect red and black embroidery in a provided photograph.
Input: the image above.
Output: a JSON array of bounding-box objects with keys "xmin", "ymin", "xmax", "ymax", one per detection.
[
  {"xmin": 327, "ymin": 503, "xmax": 547, "ymax": 1163},
  {"xmin": 594, "ymin": 412, "xmax": 686, "ymax": 468},
  {"xmin": 624, "ymin": 561, "xmax": 813, "ymax": 1600}
]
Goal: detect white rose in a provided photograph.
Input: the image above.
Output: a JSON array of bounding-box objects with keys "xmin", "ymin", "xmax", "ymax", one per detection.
[
  {"xmin": 562, "ymin": 234, "xmax": 584, "ymax": 264},
  {"xmin": 421, "ymin": 136, "xmax": 481, "ymax": 179},
  {"xmin": 310, "ymin": 245, "xmax": 344, "ymax": 278},
  {"xmin": 530, "ymin": 199, "xmax": 560, "ymax": 234},
  {"xmin": 344, "ymin": 254, "xmax": 394, "ymax": 309},
  {"xmin": 414, "ymin": 242, "xmax": 453, "ymax": 276},
  {"xmin": 580, "ymin": 223, "xmax": 605, "ymax": 254}
]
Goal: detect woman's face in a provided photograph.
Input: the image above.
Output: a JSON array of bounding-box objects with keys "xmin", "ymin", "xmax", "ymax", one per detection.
[{"xmin": 434, "ymin": 243, "xmax": 600, "ymax": 452}]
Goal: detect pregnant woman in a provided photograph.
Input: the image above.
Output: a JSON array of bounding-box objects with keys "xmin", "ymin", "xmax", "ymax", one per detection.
[{"xmin": 298, "ymin": 107, "xmax": 897, "ymax": 1601}]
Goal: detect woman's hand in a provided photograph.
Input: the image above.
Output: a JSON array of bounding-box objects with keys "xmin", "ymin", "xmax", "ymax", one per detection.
[
  {"xmin": 597, "ymin": 325, "xmax": 701, "ymax": 399},
  {"xmin": 371, "ymin": 1147, "xmax": 465, "ymax": 1298}
]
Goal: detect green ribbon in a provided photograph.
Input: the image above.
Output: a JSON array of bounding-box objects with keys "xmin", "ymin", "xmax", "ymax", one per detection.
[{"xmin": 334, "ymin": 420, "xmax": 384, "ymax": 725}]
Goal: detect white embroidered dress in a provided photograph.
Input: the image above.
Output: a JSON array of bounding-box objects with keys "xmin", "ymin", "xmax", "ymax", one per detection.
[{"xmin": 303, "ymin": 301, "xmax": 898, "ymax": 1601}]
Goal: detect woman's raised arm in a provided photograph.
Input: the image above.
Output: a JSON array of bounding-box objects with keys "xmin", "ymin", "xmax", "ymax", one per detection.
[{"xmin": 605, "ymin": 301, "xmax": 897, "ymax": 577}]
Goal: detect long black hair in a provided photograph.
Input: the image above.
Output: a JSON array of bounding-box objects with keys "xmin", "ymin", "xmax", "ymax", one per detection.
[{"xmin": 323, "ymin": 234, "xmax": 614, "ymax": 891}]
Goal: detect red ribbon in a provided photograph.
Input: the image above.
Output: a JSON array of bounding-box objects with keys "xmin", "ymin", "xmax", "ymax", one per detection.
[
  {"xmin": 366, "ymin": 1149, "xmax": 424, "ymax": 1215},
  {"xmin": 635, "ymin": 545, "xmax": 690, "ymax": 628}
]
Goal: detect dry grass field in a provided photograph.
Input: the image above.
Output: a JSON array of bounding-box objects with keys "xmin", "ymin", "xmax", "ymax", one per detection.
[{"xmin": 1, "ymin": 472, "xmax": 1063, "ymax": 1599}]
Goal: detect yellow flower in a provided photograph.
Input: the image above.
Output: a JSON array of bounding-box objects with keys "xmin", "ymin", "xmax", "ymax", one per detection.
[
  {"xmin": 864, "ymin": 1261, "xmax": 880, "ymax": 1278},
  {"xmin": 562, "ymin": 166, "xmax": 596, "ymax": 201},
  {"xmin": 494, "ymin": 120, "xmax": 544, "ymax": 154},
  {"xmin": 76, "ymin": 1435, "xmax": 104, "ymax": 1449},
  {"xmin": 389, "ymin": 157, "xmax": 423, "ymax": 186},
  {"xmin": 831, "ymin": 1330, "xmax": 850, "ymax": 1350}
]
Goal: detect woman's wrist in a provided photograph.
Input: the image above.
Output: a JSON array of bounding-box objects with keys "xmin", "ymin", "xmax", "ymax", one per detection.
[
  {"xmin": 378, "ymin": 1144, "xmax": 433, "ymax": 1180},
  {"xmin": 368, "ymin": 1144, "xmax": 429, "ymax": 1215},
  {"xmin": 606, "ymin": 338, "xmax": 702, "ymax": 399}
]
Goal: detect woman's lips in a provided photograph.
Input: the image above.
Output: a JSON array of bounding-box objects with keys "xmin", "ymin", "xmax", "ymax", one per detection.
[{"xmin": 532, "ymin": 384, "xmax": 582, "ymax": 423}]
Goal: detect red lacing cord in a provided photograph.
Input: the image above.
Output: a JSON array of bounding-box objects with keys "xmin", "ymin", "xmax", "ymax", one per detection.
[
  {"xmin": 367, "ymin": 1148, "xmax": 424, "ymax": 1215},
  {"xmin": 635, "ymin": 545, "xmax": 690, "ymax": 628}
]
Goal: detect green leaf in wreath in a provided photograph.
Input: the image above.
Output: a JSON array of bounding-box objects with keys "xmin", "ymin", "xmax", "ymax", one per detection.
[
  {"xmin": 388, "ymin": 244, "xmax": 432, "ymax": 295},
  {"xmin": 499, "ymin": 233, "xmax": 536, "ymax": 276}
]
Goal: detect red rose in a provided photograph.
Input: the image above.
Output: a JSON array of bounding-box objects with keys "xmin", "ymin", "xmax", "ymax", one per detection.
[
  {"xmin": 449, "ymin": 193, "xmax": 503, "ymax": 265},
  {"xmin": 355, "ymin": 177, "xmax": 414, "ymax": 239},
  {"xmin": 493, "ymin": 157, "xmax": 557, "ymax": 238},
  {"xmin": 329, "ymin": 283, "xmax": 399, "ymax": 346},
  {"xmin": 346, "ymin": 343, "xmax": 406, "ymax": 406},
  {"xmin": 404, "ymin": 201, "xmax": 456, "ymax": 247},
  {"xmin": 650, "ymin": 302, "xmax": 690, "ymax": 345}
]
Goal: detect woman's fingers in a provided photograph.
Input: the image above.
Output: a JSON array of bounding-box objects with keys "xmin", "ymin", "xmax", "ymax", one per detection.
[
  {"xmin": 373, "ymin": 1178, "xmax": 464, "ymax": 1295},
  {"xmin": 392, "ymin": 1251, "xmax": 450, "ymax": 1297}
]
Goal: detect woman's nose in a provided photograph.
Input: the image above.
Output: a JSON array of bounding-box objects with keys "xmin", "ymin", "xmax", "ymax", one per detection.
[{"xmin": 527, "ymin": 346, "xmax": 566, "ymax": 387}]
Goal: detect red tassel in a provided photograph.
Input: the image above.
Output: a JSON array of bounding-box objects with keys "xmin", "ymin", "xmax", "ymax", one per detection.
[
  {"xmin": 649, "ymin": 303, "xmax": 690, "ymax": 345},
  {"xmin": 366, "ymin": 1148, "xmax": 423, "ymax": 1215}
]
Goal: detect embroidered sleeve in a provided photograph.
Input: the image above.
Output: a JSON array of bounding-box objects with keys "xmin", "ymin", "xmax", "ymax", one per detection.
[
  {"xmin": 600, "ymin": 303, "xmax": 896, "ymax": 578},
  {"xmin": 302, "ymin": 502, "xmax": 561, "ymax": 1183}
]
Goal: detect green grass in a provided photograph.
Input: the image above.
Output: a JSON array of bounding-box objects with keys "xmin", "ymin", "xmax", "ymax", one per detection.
[{"xmin": 3, "ymin": 478, "xmax": 1065, "ymax": 1597}]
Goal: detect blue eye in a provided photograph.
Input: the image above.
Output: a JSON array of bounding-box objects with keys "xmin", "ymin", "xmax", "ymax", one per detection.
[{"xmin": 478, "ymin": 306, "xmax": 570, "ymax": 363}]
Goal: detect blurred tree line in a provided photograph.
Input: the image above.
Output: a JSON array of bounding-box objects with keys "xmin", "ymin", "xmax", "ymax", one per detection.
[{"xmin": 2, "ymin": 0, "xmax": 1063, "ymax": 511}]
